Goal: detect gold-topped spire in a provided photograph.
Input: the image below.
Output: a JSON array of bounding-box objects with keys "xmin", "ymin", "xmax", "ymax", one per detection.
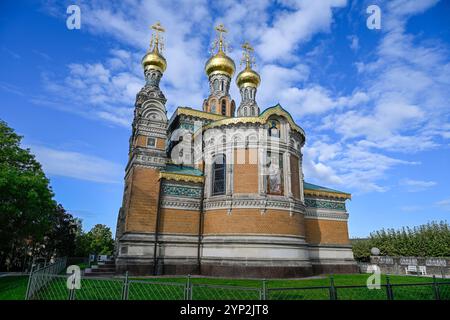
[
  {"xmin": 205, "ymin": 23, "xmax": 235, "ymax": 78},
  {"xmin": 142, "ymin": 21, "xmax": 167, "ymax": 73},
  {"xmin": 236, "ymin": 41, "xmax": 260, "ymax": 88}
]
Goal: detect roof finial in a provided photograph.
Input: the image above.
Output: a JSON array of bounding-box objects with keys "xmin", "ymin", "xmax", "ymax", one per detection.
[
  {"xmin": 149, "ymin": 22, "xmax": 165, "ymax": 53},
  {"xmin": 241, "ymin": 41, "xmax": 255, "ymax": 69},
  {"xmin": 211, "ymin": 23, "xmax": 229, "ymax": 54}
]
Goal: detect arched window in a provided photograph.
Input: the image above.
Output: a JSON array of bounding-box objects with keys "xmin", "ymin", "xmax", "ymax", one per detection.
[
  {"xmin": 221, "ymin": 100, "xmax": 226, "ymax": 115},
  {"xmin": 211, "ymin": 100, "xmax": 217, "ymax": 113},
  {"xmin": 213, "ymin": 79, "xmax": 219, "ymax": 90},
  {"xmin": 250, "ymin": 108, "xmax": 255, "ymax": 116},
  {"xmin": 212, "ymin": 154, "xmax": 226, "ymax": 196},
  {"xmin": 243, "ymin": 107, "xmax": 247, "ymax": 116}
]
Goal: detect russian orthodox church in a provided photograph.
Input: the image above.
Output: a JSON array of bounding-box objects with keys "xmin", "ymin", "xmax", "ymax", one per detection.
[{"xmin": 114, "ymin": 23, "xmax": 357, "ymax": 277}]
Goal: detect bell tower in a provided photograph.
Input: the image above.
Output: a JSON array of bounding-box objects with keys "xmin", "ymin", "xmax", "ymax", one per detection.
[
  {"xmin": 116, "ymin": 22, "xmax": 169, "ymax": 274},
  {"xmin": 202, "ymin": 24, "xmax": 236, "ymax": 117}
]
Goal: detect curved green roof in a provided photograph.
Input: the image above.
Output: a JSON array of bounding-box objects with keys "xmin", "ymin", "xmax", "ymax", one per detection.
[{"xmin": 304, "ymin": 181, "xmax": 350, "ymax": 197}]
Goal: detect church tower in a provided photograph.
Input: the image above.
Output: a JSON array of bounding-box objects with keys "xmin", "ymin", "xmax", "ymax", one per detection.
[
  {"xmin": 115, "ymin": 23, "xmax": 169, "ymax": 274},
  {"xmin": 202, "ymin": 24, "xmax": 236, "ymax": 117},
  {"xmin": 236, "ymin": 42, "xmax": 261, "ymax": 117}
]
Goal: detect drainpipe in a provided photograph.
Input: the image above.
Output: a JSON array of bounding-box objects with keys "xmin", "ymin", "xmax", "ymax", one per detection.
[
  {"xmin": 153, "ymin": 177, "xmax": 163, "ymax": 275},
  {"xmin": 197, "ymin": 178, "xmax": 205, "ymax": 275}
]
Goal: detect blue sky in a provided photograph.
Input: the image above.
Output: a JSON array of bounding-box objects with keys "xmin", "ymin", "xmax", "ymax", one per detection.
[{"xmin": 0, "ymin": 0, "xmax": 449, "ymax": 237}]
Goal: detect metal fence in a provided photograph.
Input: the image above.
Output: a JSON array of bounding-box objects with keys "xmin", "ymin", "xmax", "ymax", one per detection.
[
  {"xmin": 25, "ymin": 272, "xmax": 450, "ymax": 300},
  {"xmin": 25, "ymin": 257, "xmax": 67, "ymax": 300}
]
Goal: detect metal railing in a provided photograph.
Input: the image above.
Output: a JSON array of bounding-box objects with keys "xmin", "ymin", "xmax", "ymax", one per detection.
[{"xmin": 25, "ymin": 272, "xmax": 450, "ymax": 300}]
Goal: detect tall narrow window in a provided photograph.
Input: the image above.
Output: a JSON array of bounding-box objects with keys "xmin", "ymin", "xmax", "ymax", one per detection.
[
  {"xmin": 221, "ymin": 100, "xmax": 226, "ymax": 115},
  {"xmin": 212, "ymin": 154, "xmax": 226, "ymax": 195}
]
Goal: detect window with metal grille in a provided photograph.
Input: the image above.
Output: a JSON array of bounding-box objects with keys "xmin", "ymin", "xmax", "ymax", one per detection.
[{"xmin": 221, "ymin": 100, "xmax": 227, "ymax": 115}]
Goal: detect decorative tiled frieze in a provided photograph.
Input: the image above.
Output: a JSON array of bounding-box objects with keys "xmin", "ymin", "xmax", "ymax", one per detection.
[
  {"xmin": 305, "ymin": 198, "xmax": 346, "ymax": 211},
  {"xmin": 161, "ymin": 184, "xmax": 202, "ymax": 198}
]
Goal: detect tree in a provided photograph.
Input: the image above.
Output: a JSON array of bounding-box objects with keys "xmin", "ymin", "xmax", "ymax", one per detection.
[
  {"xmin": 86, "ymin": 224, "xmax": 114, "ymax": 255},
  {"xmin": 42, "ymin": 204, "xmax": 80, "ymax": 259},
  {"xmin": 0, "ymin": 120, "xmax": 57, "ymax": 270}
]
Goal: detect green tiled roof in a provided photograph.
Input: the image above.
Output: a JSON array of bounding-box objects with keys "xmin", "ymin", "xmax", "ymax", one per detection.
[
  {"xmin": 304, "ymin": 182, "xmax": 349, "ymax": 195},
  {"xmin": 162, "ymin": 164, "xmax": 203, "ymax": 176}
]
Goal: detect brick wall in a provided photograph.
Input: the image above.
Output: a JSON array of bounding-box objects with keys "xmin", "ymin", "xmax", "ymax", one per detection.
[
  {"xmin": 304, "ymin": 219, "xmax": 350, "ymax": 245},
  {"xmin": 203, "ymin": 208, "xmax": 305, "ymax": 236},
  {"xmin": 124, "ymin": 167, "xmax": 161, "ymax": 233},
  {"xmin": 159, "ymin": 208, "xmax": 200, "ymax": 235},
  {"xmin": 290, "ymin": 154, "xmax": 300, "ymax": 199},
  {"xmin": 233, "ymin": 148, "xmax": 259, "ymax": 193}
]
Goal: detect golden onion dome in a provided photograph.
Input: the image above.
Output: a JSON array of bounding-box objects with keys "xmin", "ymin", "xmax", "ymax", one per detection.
[
  {"xmin": 205, "ymin": 49, "xmax": 236, "ymax": 78},
  {"xmin": 141, "ymin": 46, "xmax": 167, "ymax": 73},
  {"xmin": 236, "ymin": 65, "xmax": 260, "ymax": 88}
]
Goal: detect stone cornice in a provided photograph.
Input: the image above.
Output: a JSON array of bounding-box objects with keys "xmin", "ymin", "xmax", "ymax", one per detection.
[
  {"xmin": 304, "ymin": 189, "xmax": 351, "ymax": 200},
  {"xmin": 160, "ymin": 172, "xmax": 204, "ymax": 183}
]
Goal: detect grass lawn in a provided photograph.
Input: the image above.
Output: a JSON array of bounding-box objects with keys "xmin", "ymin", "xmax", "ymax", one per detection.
[
  {"xmin": 1, "ymin": 273, "xmax": 448, "ymax": 300},
  {"xmin": 0, "ymin": 276, "xmax": 29, "ymax": 300}
]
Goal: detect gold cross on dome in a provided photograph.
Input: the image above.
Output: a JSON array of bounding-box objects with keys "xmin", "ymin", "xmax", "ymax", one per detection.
[
  {"xmin": 241, "ymin": 41, "xmax": 255, "ymax": 68},
  {"xmin": 214, "ymin": 23, "xmax": 228, "ymax": 52},
  {"xmin": 215, "ymin": 23, "xmax": 227, "ymax": 36},
  {"xmin": 151, "ymin": 22, "xmax": 165, "ymax": 35},
  {"xmin": 149, "ymin": 22, "xmax": 165, "ymax": 52}
]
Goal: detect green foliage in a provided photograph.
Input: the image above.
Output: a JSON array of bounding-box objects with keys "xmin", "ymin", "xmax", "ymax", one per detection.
[
  {"xmin": 0, "ymin": 120, "xmax": 55, "ymax": 270},
  {"xmin": 75, "ymin": 224, "xmax": 114, "ymax": 256},
  {"xmin": 352, "ymin": 221, "xmax": 450, "ymax": 261},
  {"xmin": 0, "ymin": 120, "xmax": 79, "ymax": 271}
]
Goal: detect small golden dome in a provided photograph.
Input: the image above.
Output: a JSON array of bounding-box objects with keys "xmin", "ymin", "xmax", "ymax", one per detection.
[
  {"xmin": 141, "ymin": 46, "xmax": 167, "ymax": 73},
  {"xmin": 236, "ymin": 66, "xmax": 260, "ymax": 88},
  {"xmin": 205, "ymin": 50, "xmax": 236, "ymax": 78}
]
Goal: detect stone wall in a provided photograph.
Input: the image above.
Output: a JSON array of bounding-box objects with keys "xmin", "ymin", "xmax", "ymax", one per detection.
[{"xmin": 358, "ymin": 256, "xmax": 450, "ymax": 276}]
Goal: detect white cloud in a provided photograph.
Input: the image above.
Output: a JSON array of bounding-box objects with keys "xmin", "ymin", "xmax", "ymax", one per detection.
[
  {"xmin": 399, "ymin": 179, "xmax": 437, "ymax": 192},
  {"xmin": 36, "ymin": 0, "xmax": 450, "ymax": 195},
  {"xmin": 303, "ymin": 139, "xmax": 419, "ymax": 193},
  {"xmin": 348, "ymin": 35, "xmax": 359, "ymax": 51},
  {"xmin": 400, "ymin": 205, "xmax": 424, "ymax": 212},
  {"xmin": 435, "ymin": 198, "xmax": 450, "ymax": 211},
  {"xmin": 256, "ymin": 0, "xmax": 347, "ymax": 61},
  {"xmin": 30, "ymin": 145, "xmax": 122, "ymax": 184}
]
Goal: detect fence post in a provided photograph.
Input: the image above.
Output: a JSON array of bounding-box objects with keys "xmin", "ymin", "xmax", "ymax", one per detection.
[
  {"xmin": 261, "ymin": 279, "xmax": 267, "ymax": 300},
  {"xmin": 25, "ymin": 264, "xmax": 36, "ymax": 300},
  {"xmin": 432, "ymin": 275, "xmax": 441, "ymax": 300},
  {"xmin": 329, "ymin": 276, "xmax": 337, "ymax": 300},
  {"xmin": 122, "ymin": 271, "xmax": 129, "ymax": 300},
  {"xmin": 185, "ymin": 274, "xmax": 192, "ymax": 300},
  {"xmin": 385, "ymin": 275, "xmax": 394, "ymax": 300}
]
